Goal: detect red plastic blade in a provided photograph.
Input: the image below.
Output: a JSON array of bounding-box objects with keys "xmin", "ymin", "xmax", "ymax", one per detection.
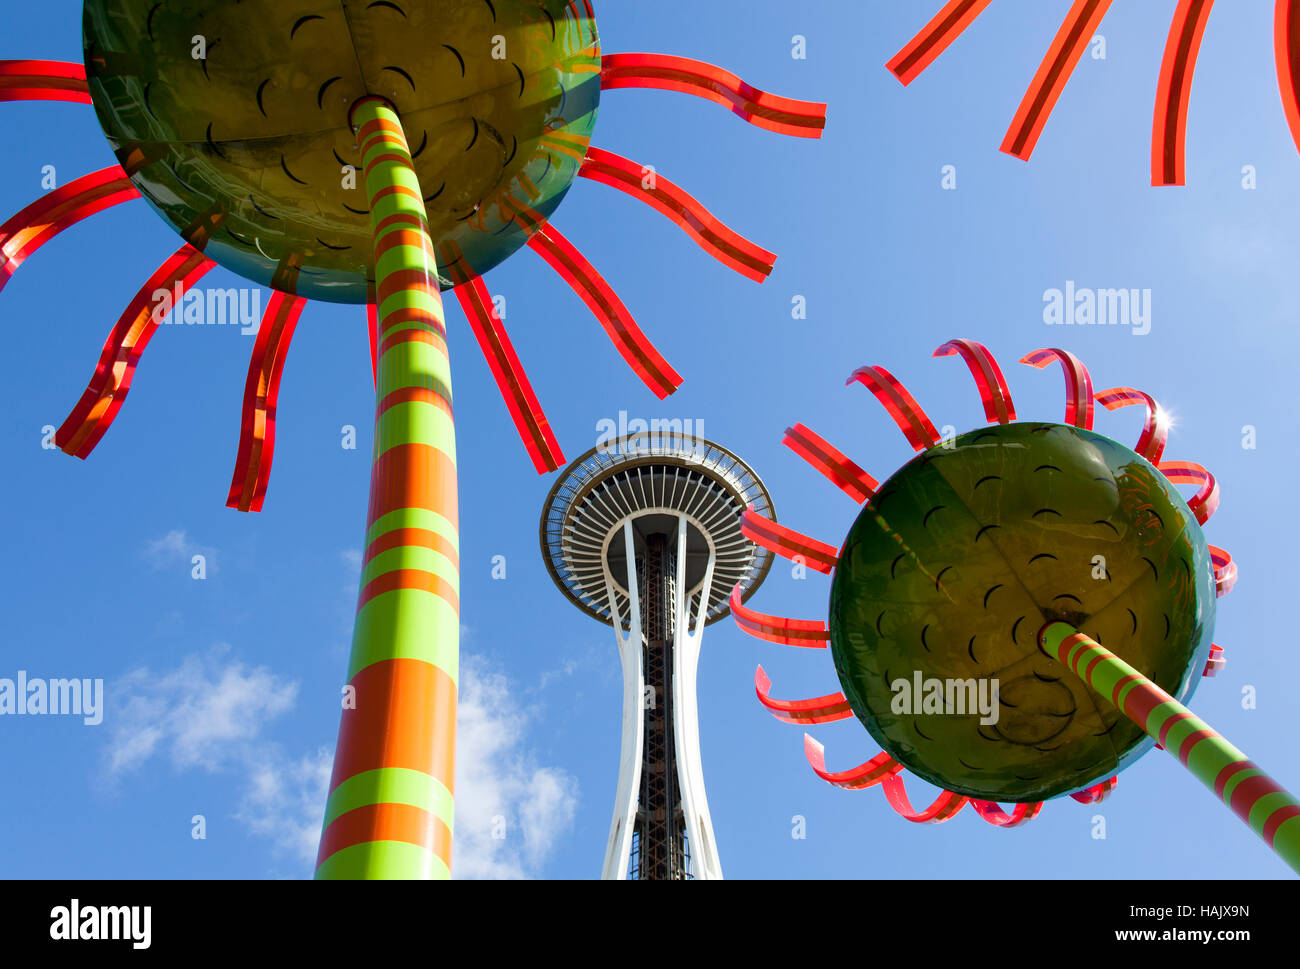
[
  {"xmin": 968, "ymin": 800, "xmax": 1045, "ymax": 828},
  {"xmin": 1070, "ymin": 776, "xmax": 1118, "ymax": 804},
  {"xmin": 754, "ymin": 666, "xmax": 852, "ymax": 725},
  {"xmin": 0, "ymin": 166, "xmax": 138, "ymax": 294},
  {"xmin": 729, "ymin": 584, "xmax": 829, "ymax": 648},
  {"xmin": 933, "ymin": 338, "xmax": 1017, "ymax": 424},
  {"xmin": 803, "ymin": 734, "xmax": 903, "ymax": 790},
  {"xmin": 1094, "ymin": 386, "xmax": 1168, "ymax": 463},
  {"xmin": 366, "ymin": 302, "xmax": 378, "ymax": 389},
  {"xmin": 1158, "ymin": 460, "xmax": 1219, "ymax": 524},
  {"xmin": 1203, "ymin": 643, "xmax": 1226, "ymax": 677},
  {"xmin": 887, "ymin": 0, "xmax": 996, "ymax": 85},
  {"xmin": 1153, "ymin": 0, "xmax": 1215, "ymax": 186},
  {"xmin": 1020, "ymin": 347, "xmax": 1094, "ymax": 429},
  {"xmin": 881, "ymin": 774, "xmax": 969, "ymax": 823},
  {"xmin": 1001, "ymin": 0, "xmax": 1114, "ymax": 160},
  {"xmin": 1209, "ymin": 545, "xmax": 1236, "ymax": 597},
  {"xmin": 0, "ymin": 60, "xmax": 90, "ymax": 104},
  {"xmin": 527, "ymin": 222, "xmax": 682, "ymax": 399},
  {"xmin": 1276, "ymin": 0, "xmax": 1300, "ymax": 158},
  {"xmin": 226, "ymin": 292, "xmax": 306, "ymax": 513},
  {"xmin": 783, "ymin": 423, "xmax": 878, "ymax": 504},
  {"xmin": 847, "ymin": 365, "xmax": 941, "ymax": 451},
  {"xmin": 56, "ymin": 244, "xmax": 215, "ymax": 458},
  {"xmin": 600, "ymin": 53, "xmax": 827, "ymax": 138},
  {"xmin": 453, "ymin": 275, "xmax": 565, "ymax": 474},
  {"xmin": 740, "ymin": 507, "xmax": 838, "ymax": 574},
  {"xmin": 579, "ymin": 147, "xmax": 776, "ymax": 282}
]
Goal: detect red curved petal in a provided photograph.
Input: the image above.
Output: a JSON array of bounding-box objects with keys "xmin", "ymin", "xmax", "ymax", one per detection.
[
  {"xmin": 1153, "ymin": 0, "xmax": 1215, "ymax": 186},
  {"xmin": 968, "ymin": 800, "xmax": 1045, "ymax": 828},
  {"xmin": 1276, "ymin": 0, "xmax": 1300, "ymax": 158},
  {"xmin": 226, "ymin": 292, "xmax": 306, "ymax": 513},
  {"xmin": 1001, "ymin": 0, "xmax": 1115, "ymax": 161},
  {"xmin": 1094, "ymin": 387, "xmax": 1168, "ymax": 463},
  {"xmin": 1158, "ymin": 460, "xmax": 1219, "ymax": 524},
  {"xmin": 1210, "ymin": 545, "xmax": 1237, "ymax": 597},
  {"xmin": 754, "ymin": 666, "xmax": 852, "ymax": 725},
  {"xmin": 803, "ymin": 734, "xmax": 902, "ymax": 790},
  {"xmin": 367, "ymin": 302, "xmax": 378, "ymax": 389},
  {"xmin": 847, "ymin": 365, "xmax": 941, "ymax": 451},
  {"xmin": 0, "ymin": 59, "xmax": 90, "ymax": 104},
  {"xmin": 600, "ymin": 53, "xmax": 827, "ymax": 138},
  {"xmin": 1204, "ymin": 643, "xmax": 1226, "ymax": 677},
  {"xmin": 0, "ymin": 166, "xmax": 138, "ymax": 293},
  {"xmin": 729, "ymin": 584, "xmax": 829, "ymax": 648},
  {"xmin": 1070, "ymin": 776, "xmax": 1118, "ymax": 804},
  {"xmin": 933, "ymin": 338, "xmax": 1017, "ymax": 424},
  {"xmin": 887, "ymin": 0, "xmax": 996, "ymax": 85},
  {"xmin": 881, "ymin": 773, "xmax": 969, "ymax": 823},
  {"xmin": 56, "ymin": 244, "xmax": 215, "ymax": 458},
  {"xmin": 1020, "ymin": 347, "xmax": 1095, "ymax": 429},
  {"xmin": 453, "ymin": 275, "xmax": 565, "ymax": 474},
  {"xmin": 782, "ymin": 423, "xmax": 877, "ymax": 504},
  {"xmin": 527, "ymin": 222, "xmax": 682, "ymax": 399},
  {"xmin": 579, "ymin": 147, "xmax": 776, "ymax": 282},
  {"xmin": 740, "ymin": 507, "xmax": 838, "ymax": 574}
]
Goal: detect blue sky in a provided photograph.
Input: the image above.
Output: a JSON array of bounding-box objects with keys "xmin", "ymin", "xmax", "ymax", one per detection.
[{"xmin": 2, "ymin": 1, "xmax": 1298, "ymax": 879}]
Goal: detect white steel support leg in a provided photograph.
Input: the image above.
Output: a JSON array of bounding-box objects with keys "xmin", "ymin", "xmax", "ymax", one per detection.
[
  {"xmin": 671, "ymin": 514, "xmax": 723, "ymax": 879},
  {"xmin": 601, "ymin": 520, "xmax": 644, "ymax": 880}
]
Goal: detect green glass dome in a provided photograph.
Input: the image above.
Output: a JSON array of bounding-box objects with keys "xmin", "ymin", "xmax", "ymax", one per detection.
[
  {"xmin": 829, "ymin": 422, "xmax": 1216, "ymax": 802},
  {"xmin": 82, "ymin": 0, "xmax": 600, "ymax": 302}
]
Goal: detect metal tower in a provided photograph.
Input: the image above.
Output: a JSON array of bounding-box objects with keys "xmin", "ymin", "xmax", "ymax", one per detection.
[{"xmin": 540, "ymin": 434, "xmax": 774, "ymax": 879}]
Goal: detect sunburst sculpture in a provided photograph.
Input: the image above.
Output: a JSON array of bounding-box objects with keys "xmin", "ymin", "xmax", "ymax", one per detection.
[
  {"xmin": 731, "ymin": 339, "xmax": 1300, "ymax": 873},
  {"xmin": 888, "ymin": 0, "xmax": 1300, "ymax": 185},
  {"xmin": 0, "ymin": 0, "xmax": 826, "ymax": 879}
]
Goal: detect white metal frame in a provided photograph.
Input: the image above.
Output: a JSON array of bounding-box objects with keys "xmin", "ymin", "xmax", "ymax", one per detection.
[
  {"xmin": 601, "ymin": 520, "xmax": 644, "ymax": 880},
  {"xmin": 599, "ymin": 513, "xmax": 722, "ymax": 880}
]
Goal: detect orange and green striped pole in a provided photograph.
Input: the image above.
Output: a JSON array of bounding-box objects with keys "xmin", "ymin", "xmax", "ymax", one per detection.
[
  {"xmin": 1040, "ymin": 621, "xmax": 1300, "ymax": 874},
  {"xmin": 316, "ymin": 96, "xmax": 459, "ymax": 879}
]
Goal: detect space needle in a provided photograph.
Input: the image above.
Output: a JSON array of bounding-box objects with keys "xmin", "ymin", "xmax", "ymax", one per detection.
[{"xmin": 539, "ymin": 432, "xmax": 774, "ymax": 879}]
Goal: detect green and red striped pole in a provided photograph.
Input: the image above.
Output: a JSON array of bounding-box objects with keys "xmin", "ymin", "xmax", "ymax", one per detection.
[
  {"xmin": 316, "ymin": 96, "xmax": 460, "ymax": 879},
  {"xmin": 1040, "ymin": 621, "xmax": 1300, "ymax": 874}
]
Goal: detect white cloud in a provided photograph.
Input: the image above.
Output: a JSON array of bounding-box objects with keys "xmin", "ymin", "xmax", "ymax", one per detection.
[
  {"xmin": 339, "ymin": 548, "xmax": 362, "ymax": 580},
  {"xmin": 236, "ymin": 747, "xmax": 333, "ymax": 866},
  {"xmin": 144, "ymin": 529, "xmax": 217, "ymax": 573},
  {"xmin": 144, "ymin": 529, "xmax": 188, "ymax": 561},
  {"xmin": 453, "ymin": 657, "xmax": 579, "ymax": 880},
  {"xmin": 537, "ymin": 656, "xmax": 582, "ymax": 690},
  {"xmin": 105, "ymin": 648, "xmax": 297, "ymax": 776},
  {"xmin": 101, "ymin": 647, "xmax": 578, "ymax": 878},
  {"xmin": 101, "ymin": 648, "xmax": 318, "ymax": 868}
]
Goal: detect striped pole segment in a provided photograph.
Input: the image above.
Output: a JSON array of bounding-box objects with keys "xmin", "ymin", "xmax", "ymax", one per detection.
[
  {"xmin": 316, "ymin": 97, "xmax": 459, "ymax": 880},
  {"xmin": 1040, "ymin": 621, "xmax": 1300, "ymax": 874}
]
